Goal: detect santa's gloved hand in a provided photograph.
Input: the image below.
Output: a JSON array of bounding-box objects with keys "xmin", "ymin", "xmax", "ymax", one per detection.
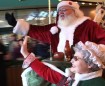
[{"xmin": 5, "ymin": 12, "xmax": 17, "ymax": 27}]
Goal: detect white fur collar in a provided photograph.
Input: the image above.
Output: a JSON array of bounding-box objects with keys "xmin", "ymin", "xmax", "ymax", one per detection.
[
  {"xmin": 72, "ymin": 69, "xmax": 103, "ymax": 86},
  {"xmin": 57, "ymin": 16, "xmax": 90, "ymax": 52}
]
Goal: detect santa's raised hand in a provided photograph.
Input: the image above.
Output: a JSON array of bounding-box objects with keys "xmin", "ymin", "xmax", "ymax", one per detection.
[
  {"xmin": 5, "ymin": 12, "xmax": 17, "ymax": 27},
  {"xmin": 20, "ymin": 36, "xmax": 30, "ymax": 58}
]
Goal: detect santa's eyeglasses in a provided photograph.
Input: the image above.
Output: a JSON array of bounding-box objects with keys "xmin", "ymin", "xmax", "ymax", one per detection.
[{"xmin": 58, "ymin": 8, "xmax": 72, "ymax": 13}]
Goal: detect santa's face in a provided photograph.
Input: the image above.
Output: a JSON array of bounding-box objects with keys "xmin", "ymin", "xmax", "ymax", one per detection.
[
  {"xmin": 70, "ymin": 52, "xmax": 90, "ymax": 74},
  {"xmin": 58, "ymin": 6, "xmax": 77, "ymax": 27},
  {"xmin": 58, "ymin": 6, "xmax": 74, "ymax": 20}
]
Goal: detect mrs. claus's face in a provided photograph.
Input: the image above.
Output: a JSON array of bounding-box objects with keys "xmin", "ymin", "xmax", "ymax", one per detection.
[{"xmin": 70, "ymin": 52, "xmax": 90, "ymax": 74}]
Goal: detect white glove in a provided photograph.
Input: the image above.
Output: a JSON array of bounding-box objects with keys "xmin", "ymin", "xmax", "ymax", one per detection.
[{"xmin": 13, "ymin": 19, "xmax": 29, "ymax": 36}]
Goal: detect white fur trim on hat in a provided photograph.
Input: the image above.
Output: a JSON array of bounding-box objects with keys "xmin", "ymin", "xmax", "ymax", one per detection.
[
  {"xmin": 50, "ymin": 26, "xmax": 59, "ymax": 34},
  {"xmin": 13, "ymin": 19, "xmax": 29, "ymax": 36},
  {"xmin": 57, "ymin": 1, "xmax": 79, "ymax": 11}
]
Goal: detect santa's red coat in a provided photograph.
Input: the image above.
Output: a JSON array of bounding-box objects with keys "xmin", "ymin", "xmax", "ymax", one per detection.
[{"xmin": 28, "ymin": 19, "xmax": 105, "ymax": 53}]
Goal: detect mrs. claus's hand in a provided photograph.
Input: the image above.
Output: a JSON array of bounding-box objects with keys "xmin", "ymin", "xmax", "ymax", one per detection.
[{"xmin": 20, "ymin": 36, "xmax": 30, "ymax": 58}]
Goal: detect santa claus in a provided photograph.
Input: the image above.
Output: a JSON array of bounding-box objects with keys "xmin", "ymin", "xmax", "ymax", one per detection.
[{"xmin": 5, "ymin": 1, "xmax": 105, "ymax": 56}]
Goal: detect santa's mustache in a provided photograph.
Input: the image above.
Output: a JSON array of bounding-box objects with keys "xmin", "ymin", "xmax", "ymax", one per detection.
[{"xmin": 58, "ymin": 14, "xmax": 77, "ymax": 27}]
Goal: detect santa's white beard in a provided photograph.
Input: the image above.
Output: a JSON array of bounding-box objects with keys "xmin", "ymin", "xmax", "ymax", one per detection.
[{"xmin": 58, "ymin": 14, "xmax": 77, "ymax": 27}]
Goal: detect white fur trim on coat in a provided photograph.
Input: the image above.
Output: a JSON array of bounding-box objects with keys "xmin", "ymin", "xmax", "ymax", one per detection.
[
  {"xmin": 43, "ymin": 62, "xmax": 73, "ymax": 77},
  {"xmin": 43, "ymin": 62, "xmax": 67, "ymax": 77},
  {"xmin": 50, "ymin": 26, "xmax": 59, "ymax": 34},
  {"xmin": 57, "ymin": 17, "xmax": 90, "ymax": 52},
  {"xmin": 72, "ymin": 69, "xmax": 102, "ymax": 86},
  {"xmin": 22, "ymin": 53, "xmax": 36, "ymax": 69},
  {"xmin": 13, "ymin": 19, "xmax": 29, "ymax": 36}
]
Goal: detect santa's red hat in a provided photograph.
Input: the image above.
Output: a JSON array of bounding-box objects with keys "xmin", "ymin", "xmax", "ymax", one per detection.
[{"xmin": 57, "ymin": 1, "xmax": 79, "ymax": 11}]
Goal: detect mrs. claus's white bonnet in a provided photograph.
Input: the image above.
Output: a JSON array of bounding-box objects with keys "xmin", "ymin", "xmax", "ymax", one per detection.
[{"xmin": 74, "ymin": 41, "xmax": 105, "ymax": 70}]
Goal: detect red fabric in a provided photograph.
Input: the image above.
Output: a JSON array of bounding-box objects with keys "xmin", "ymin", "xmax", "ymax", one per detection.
[
  {"xmin": 28, "ymin": 23, "xmax": 59, "ymax": 53},
  {"xmin": 28, "ymin": 19, "xmax": 105, "ymax": 54},
  {"xmin": 30, "ymin": 59, "xmax": 62, "ymax": 84},
  {"xmin": 73, "ymin": 20, "xmax": 105, "ymax": 45}
]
